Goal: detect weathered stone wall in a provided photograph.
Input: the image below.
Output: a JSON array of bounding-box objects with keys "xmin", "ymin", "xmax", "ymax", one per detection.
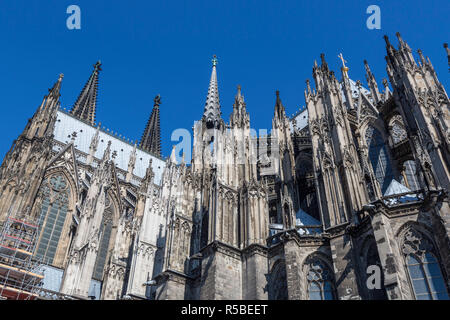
[
  {"xmin": 242, "ymin": 246, "xmax": 268, "ymax": 299},
  {"xmin": 329, "ymin": 232, "xmax": 361, "ymax": 300},
  {"xmin": 199, "ymin": 243, "xmax": 242, "ymax": 300}
]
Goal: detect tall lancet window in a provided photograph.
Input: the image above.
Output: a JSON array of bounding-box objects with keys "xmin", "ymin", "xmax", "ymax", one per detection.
[
  {"xmin": 306, "ymin": 258, "xmax": 336, "ymax": 300},
  {"xmin": 35, "ymin": 174, "xmax": 71, "ymax": 265},
  {"xmin": 401, "ymin": 160, "xmax": 420, "ymax": 191},
  {"xmin": 402, "ymin": 229, "xmax": 449, "ymax": 300},
  {"xmin": 365, "ymin": 126, "xmax": 394, "ymax": 193},
  {"xmin": 93, "ymin": 195, "xmax": 114, "ymax": 280},
  {"xmin": 268, "ymin": 260, "xmax": 288, "ymax": 300}
]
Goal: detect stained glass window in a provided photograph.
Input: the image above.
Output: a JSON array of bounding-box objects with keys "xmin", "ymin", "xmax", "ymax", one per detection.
[
  {"xmin": 390, "ymin": 116, "xmax": 408, "ymax": 145},
  {"xmin": 407, "ymin": 254, "xmax": 449, "ymax": 300},
  {"xmin": 365, "ymin": 126, "xmax": 394, "ymax": 193},
  {"xmin": 35, "ymin": 174, "xmax": 71, "ymax": 265},
  {"xmin": 403, "ymin": 229, "xmax": 449, "ymax": 300},
  {"xmin": 401, "ymin": 160, "xmax": 420, "ymax": 191},
  {"xmin": 307, "ymin": 259, "xmax": 335, "ymax": 300}
]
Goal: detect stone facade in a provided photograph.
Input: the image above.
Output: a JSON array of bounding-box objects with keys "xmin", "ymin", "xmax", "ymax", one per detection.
[{"xmin": 0, "ymin": 33, "xmax": 449, "ymax": 300}]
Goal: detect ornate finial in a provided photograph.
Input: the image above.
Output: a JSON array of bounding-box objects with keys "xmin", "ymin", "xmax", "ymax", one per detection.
[
  {"xmin": 306, "ymin": 79, "xmax": 311, "ymax": 94},
  {"xmin": 154, "ymin": 94, "xmax": 161, "ymax": 106},
  {"xmin": 94, "ymin": 60, "xmax": 102, "ymax": 71},
  {"xmin": 355, "ymin": 80, "xmax": 362, "ymax": 90},
  {"xmin": 70, "ymin": 131, "xmax": 77, "ymax": 142},
  {"xmin": 338, "ymin": 53, "xmax": 346, "ymax": 67},
  {"xmin": 338, "ymin": 53, "xmax": 349, "ymax": 74},
  {"xmin": 59, "ymin": 73, "xmax": 64, "ymax": 80},
  {"xmin": 212, "ymin": 55, "xmax": 218, "ymax": 66},
  {"xmin": 443, "ymin": 43, "xmax": 450, "ymax": 69},
  {"xmin": 276, "ymin": 90, "xmax": 280, "ymax": 98},
  {"xmin": 382, "ymin": 78, "xmax": 389, "ymax": 88}
]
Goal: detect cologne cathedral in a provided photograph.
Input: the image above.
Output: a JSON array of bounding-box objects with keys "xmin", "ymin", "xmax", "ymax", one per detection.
[{"xmin": 0, "ymin": 33, "xmax": 449, "ymax": 300}]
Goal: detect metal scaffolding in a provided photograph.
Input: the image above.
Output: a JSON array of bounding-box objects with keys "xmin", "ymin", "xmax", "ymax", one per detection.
[{"xmin": 0, "ymin": 214, "xmax": 44, "ymax": 300}]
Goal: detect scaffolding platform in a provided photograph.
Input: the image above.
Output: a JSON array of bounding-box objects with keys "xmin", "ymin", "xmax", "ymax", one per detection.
[{"xmin": 0, "ymin": 215, "xmax": 44, "ymax": 300}]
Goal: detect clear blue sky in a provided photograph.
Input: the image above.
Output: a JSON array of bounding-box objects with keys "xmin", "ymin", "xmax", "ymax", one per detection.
[{"xmin": 0, "ymin": 0, "xmax": 448, "ymax": 159}]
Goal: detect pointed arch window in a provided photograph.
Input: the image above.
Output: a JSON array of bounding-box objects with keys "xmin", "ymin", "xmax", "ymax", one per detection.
[
  {"xmin": 92, "ymin": 195, "xmax": 114, "ymax": 280},
  {"xmin": 35, "ymin": 174, "xmax": 71, "ymax": 265},
  {"xmin": 306, "ymin": 259, "xmax": 336, "ymax": 300},
  {"xmin": 389, "ymin": 115, "xmax": 408, "ymax": 145},
  {"xmin": 401, "ymin": 160, "xmax": 420, "ymax": 191},
  {"xmin": 402, "ymin": 229, "xmax": 449, "ymax": 300},
  {"xmin": 365, "ymin": 126, "xmax": 394, "ymax": 193},
  {"xmin": 268, "ymin": 260, "xmax": 288, "ymax": 300}
]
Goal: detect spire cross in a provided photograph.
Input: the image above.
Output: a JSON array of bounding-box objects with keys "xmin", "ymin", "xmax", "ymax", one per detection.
[
  {"xmin": 338, "ymin": 53, "xmax": 348, "ymax": 70},
  {"xmin": 212, "ymin": 55, "xmax": 218, "ymax": 66}
]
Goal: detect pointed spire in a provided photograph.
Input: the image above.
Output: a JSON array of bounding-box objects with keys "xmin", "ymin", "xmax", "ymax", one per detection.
[
  {"xmin": 364, "ymin": 60, "xmax": 381, "ymax": 103},
  {"xmin": 87, "ymin": 123, "xmax": 100, "ymax": 165},
  {"xmin": 306, "ymin": 79, "xmax": 311, "ymax": 95},
  {"xmin": 417, "ymin": 49, "xmax": 426, "ymax": 66},
  {"xmin": 140, "ymin": 95, "xmax": 162, "ymax": 156},
  {"xmin": 70, "ymin": 61, "xmax": 101, "ymax": 125},
  {"xmin": 396, "ymin": 32, "xmax": 411, "ymax": 51},
  {"xmin": 382, "ymin": 78, "xmax": 391, "ymax": 101},
  {"xmin": 203, "ymin": 55, "xmax": 222, "ymax": 125},
  {"xmin": 140, "ymin": 158, "xmax": 155, "ymax": 192},
  {"xmin": 232, "ymin": 84, "xmax": 245, "ymax": 108},
  {"xmin": 126, "ymin": 141, "xmax": 137, "ymax": 183},
  {"xmin": 235, "ymin": 84, "xmax": 243, "ymax": 103},
  {"xmin": 384, "ymin": 35, "xmax": 392, "ymax": 48},
  {"xmin": 320, "ymin": 53, "xmax": 329, "ymax": 73},
  {"xmin": 48, "ymin": 74, "xmax": 64, "ymax": 100},
  {"xmin": 444, "ymin": 43, "xmax": 450, "ymax": 69},
  {"xmin": 274, "ymin": 90, "xmax": 286, "ymax": 120},
  {"xmin": 103, "ymin": 140, "xmax": 111, "ymax": 161},
  {"xmin": 231, "ymin": 85, "xmax": 249, "ymax": 128},
  {"xmin": 38, "ymin": 73, "xmax": 64, "ymax": 115}
]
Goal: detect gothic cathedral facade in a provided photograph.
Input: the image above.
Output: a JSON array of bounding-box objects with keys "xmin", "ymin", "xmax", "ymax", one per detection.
[{"xmin": 0, "ymin": 33, "xmax": 449, "ymax": 300}]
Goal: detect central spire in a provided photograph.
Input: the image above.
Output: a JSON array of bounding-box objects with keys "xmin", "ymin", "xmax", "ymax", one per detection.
[
  {"xmin": 202, "ymin": 55, "xmax": 222, "ymax": 126},
  {"xmin": 70, "ymin": 61, "xmax": 101, "ymax": 125}
]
